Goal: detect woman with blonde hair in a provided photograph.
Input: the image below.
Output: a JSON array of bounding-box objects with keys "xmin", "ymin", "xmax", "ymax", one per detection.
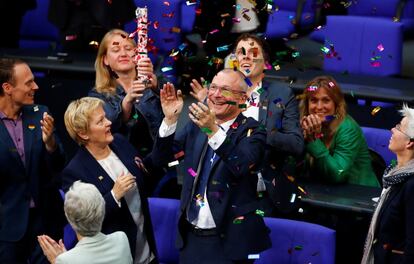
[
  {"xmin": 61, "ymin": 94, "xmax": 180, "ymax": 263},
  {"xmin": 299, "ymin": 75, "xmax": 378, "ymax": 187},
  {"xmin": 89, "ymin": 29, "xmax": 164, "ymax": 155}
]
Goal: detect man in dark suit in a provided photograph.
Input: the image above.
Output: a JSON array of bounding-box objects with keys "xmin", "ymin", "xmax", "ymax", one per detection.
[
  {"xmin": 159, "ymin": 69, "xmax": 271, "ymax": 263},
  {"xmin": 0, "ymin": 58, "xmax": 66, "ymax": 263}
]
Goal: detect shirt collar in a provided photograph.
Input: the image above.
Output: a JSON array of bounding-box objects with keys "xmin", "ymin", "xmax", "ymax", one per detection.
[
  {"xmin": 217, "ymin": 116, "xmax": 238, "ymax": 133},
  {"xmin": 0, "ymin": 110, "xmax": 22, "ymax": 120}
]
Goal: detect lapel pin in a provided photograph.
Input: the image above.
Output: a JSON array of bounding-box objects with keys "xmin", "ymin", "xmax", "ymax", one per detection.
[
  {"xmin": 33, "ymin": 105, "xmax": 39, "ymax": 112},
  {"xmin": 28, "ymin": 124, "xmax": 35, "ymax": 130},
  {"xmin": 98, "ymin": 176, "xmax": 104, "ymax": 181}
]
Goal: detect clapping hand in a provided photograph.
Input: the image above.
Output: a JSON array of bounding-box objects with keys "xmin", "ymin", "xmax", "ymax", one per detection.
[
  {"xmin": 301, "ymin": 114, "xmax": 323, "ymax": 141},
  {"xmin": 40, "ymin": 112, "xmax": 57, "ymax": 153},
  {"xmin": 38, "ymin": 235, "xmax": 66, "ymax": 264},
  {"xmin": 189, "ymin": 102, "xmax": 219, "ymax": 137}
]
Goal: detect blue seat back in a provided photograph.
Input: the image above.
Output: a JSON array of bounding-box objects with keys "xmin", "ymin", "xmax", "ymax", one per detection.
[
  {"xmin": 180, "ymin": 1, "xmax": 196, "ymax": 34},
  {"xmin": 323, "ymin": 16, "xmax": 403, "ymax": 76},
  {"xmin": 361, "ymin": 127, "xmax": 396, "ymax": 165},
  {"xmin": 19, "ymin": 0, "xmax": 59, "ymax": 49},
  {"xmin": 148, "ymin": 197, "xmax": 180, "ymax": 264},
  {"xmin": 256, "ymin": 217, "xmax": 336, "ymax": 264}
]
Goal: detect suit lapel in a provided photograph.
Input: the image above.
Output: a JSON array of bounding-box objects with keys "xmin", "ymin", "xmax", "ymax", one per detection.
[
  {"xmin": 258, "ymin": 81, "xmax": 270, "ymax": 126},
  {"xmin": 78, "ymin": 147, "xmax": 115, "ymax": 192}
]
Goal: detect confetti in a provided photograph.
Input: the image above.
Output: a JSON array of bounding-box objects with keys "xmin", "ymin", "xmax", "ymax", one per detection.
[
  {"xmin": 163, "ymin": 1, "xmax": 170, "ymax": 6},
  {"xmin": 298, "ymin": 186, "xmax": 307, "ymax": 195},
  {"xmin": 233, "ymin": 216, "xmax": 244, "ymax": 224},
  {"xmin": 33, "ymin": 105, "xmax": 39, "ymax": 112},
  {"xmin": 186, "ymin": 0, "xmax": 196, "ymax": 5},
  {"xmin": 226, "ymin": 101, "xmax": 236, "ymax": 105},
  {"xmin": 290, "ymin": 193, "xmax": 296, "ymax": 203},
  {"xmin": 201, "ymin": 127, "xmax": 213, "ymax": 134},
  {"xmin": 187, "ymin": 168, "xmax": 197, "ymax": 177},
  {"xmin": 174, "ymin": 151, "xmax": 185, "ymax": 159},
  {"xmin": 170, "ymin": 27, "xmax": 181, "ymax": 33},
  {"xmin": 217, "ymin": 44, "xmax": 230, "ymax": 52},
  {"xmin": 307, "ymin": 85, "xmax": 318, "ymax": 91},
  {"xmin": 371, "ymin": 61, "xmax": 381, "ymax": 67},
  {"xmin": 371, "ymin": 106, "xmax": 381, "ymax": 116},
  {"xmin": 294, "ymin": 245, "xmax": 303, "ymax": 250},
  {"xmin": 133, "ymin": 113, "xmax": 139, "ymax": 119},
  {"xmin": 248, "ymin": 254, "xmax": 260, "ymax": 259},
  {"xmin": 209, "ymin": 29, "xmax": 219, "ymax": 34},
  {"xmin": 377, "ymin": 44, "xmax": 384, "ymax": 52},
  {"xmin": 161, "ymin": 66, "xmax": 173, "ymax": 72},
  {"xmin": 238, "ymin": 104, "xmax": 247, "ymax": 109},
  {"xmin": 325, "ymin": 115, "xmax": 336, "ymax": 121},
  {"xmin": 168, "ymin": 160, "xmax": 179, "ymax": 167},
  {"xmin": 255, "ymin": 209, "xmax": 265, "ymax": 217}
]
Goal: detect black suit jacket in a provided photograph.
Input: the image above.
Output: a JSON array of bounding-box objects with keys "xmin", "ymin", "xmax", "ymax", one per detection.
[
  {"xmin": 61, "ymin": 133, "xmax": 173, "ymax": 259},
  {"xmin": 175, "ymin": 114, "xmax": 271, "ymax": 260},
  {"xmin": 0, "ymin": 105, "xmax": 65, "ymax": 242},
  {"xmin": 373, "ymin": 176, "xmax": 414, "ymax": 264}
]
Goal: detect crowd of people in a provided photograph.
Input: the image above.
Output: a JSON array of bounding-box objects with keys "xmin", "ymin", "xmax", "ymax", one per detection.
[{"xmin": 1, "ymin": 10, "xmax": 413, "ymax": 264}]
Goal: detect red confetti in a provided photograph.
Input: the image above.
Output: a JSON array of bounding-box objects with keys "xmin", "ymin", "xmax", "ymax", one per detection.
[
  {"xmin": 230, "ymin": 122, "xmax": 239, "ymax": 129},
  {"xmin": 153, "ymin": 21, "xmax": 159, "ymax": 29}
]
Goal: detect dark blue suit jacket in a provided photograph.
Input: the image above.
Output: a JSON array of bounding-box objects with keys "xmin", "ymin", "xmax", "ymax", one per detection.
[
  {"xmin": 61, "ymin": 133, "xmax": 173, "ymax": 259},
  {"xmin": 175, "ymin": 114, "xmax": 271, "ymax": 260},
  {"xmin": 0, "ymin": 105, "xmax": 65, "ymax": 242},
  {"xmin": 373, "ymin": 176, "xmax": 414, "ymax": 264}
]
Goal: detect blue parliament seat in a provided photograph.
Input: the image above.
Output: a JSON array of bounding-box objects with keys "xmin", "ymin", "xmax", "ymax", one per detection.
[
  {"xmin": 361, "ymin": 126, "xmax": 396, "ymax": 166},
  {"xmin": 148, "ymin": 197, "xmax": 180, "ymax": 264},
  {"xmin": 265, "ymin": 0, "xmax": 318, "ymax": 40},
  {"xmin": 256, "ymin": 217, "xmax": 336, "ymax": 264},
  {"xmin": 322, "ymin": 16, "xmax": 403, "ymax": 76},
  {"xmin": 19, "ymin": 0, "xmax": 59, "ymax": 49}
]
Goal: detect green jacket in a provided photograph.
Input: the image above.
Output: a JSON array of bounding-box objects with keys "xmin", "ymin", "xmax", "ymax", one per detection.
[{"xmin": 306, "ymin": 115, "xmax": 379, "ymax": 187}]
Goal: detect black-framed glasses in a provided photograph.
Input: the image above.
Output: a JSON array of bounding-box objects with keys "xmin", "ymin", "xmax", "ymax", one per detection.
[
  {"xmin": 208, "ymin": 84, "xmax": 246, "ymax": 97},
  {"xmin": 395, "ymin": 123, "xmax": 414, "ymax": 141}
]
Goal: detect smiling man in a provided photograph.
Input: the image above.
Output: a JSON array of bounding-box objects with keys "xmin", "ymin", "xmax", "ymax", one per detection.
[
  {"xmin": 160, "ymin": 69, "xmax": 271, "ymax": 263},
  {"xmin": 0, "ymin": 58, "xmax": 65, "ymax": 263}
]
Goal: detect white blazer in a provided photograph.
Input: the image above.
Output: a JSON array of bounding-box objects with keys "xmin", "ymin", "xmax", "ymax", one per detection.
[{"xmin": 56, "ymin": 231, "xmax": 133, "ymax": 264}]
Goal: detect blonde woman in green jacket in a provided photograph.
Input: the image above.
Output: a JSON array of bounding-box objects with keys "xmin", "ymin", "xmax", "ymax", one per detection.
[{"xmin": 299, "ymin": 76, "xmax": 379, "ymax": 187}]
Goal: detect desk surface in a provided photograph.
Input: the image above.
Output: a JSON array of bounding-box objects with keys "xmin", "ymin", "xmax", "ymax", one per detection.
[
  {"xmin": 299, "ymin": 182, "xmax": 382, "ymax": 214},
  {"xmin": 266, "ymin": 68, "xmax": 414, "ymax": 103}
]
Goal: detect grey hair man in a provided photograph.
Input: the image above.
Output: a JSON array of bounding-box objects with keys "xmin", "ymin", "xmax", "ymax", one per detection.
[{"xmin": 38, "ymin": 181, "xmax": 133, "ymax": 264}]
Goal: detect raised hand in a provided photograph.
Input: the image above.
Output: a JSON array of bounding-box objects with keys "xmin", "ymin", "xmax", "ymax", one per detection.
[
  {"xmin": 160, "ymin": 82, "xmax": 183, "ymax": 125},
  {"xmin": 38, "ymin": 235, "xmax": 66, "ymax": 264},
  {"xmin": 189, "ymin": 77, "xmax": 208, "ymax": 102},
  {"xmin": 40, "ymin": 112, "xmax": 57, "ymax": 153},
  {"xmin": 301, "ymin": 114, "xmax": 322, "ymax": 141}
]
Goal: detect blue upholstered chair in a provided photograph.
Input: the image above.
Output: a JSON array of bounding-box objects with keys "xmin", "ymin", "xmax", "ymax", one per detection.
[
  {"xmin": 148, "ymin": 197, "xmax": 180, "ymax": 264},
  {"xmin": 310, "ymin": 0, "xmax": 414, "ymax": 42},
  {"xmin": 322, "ymin": 16, "xmax": 403, "ymax": 76},
  {"xmin": 361, "ymin": 127, "xmax": 396, "ymax": 166},
  {"xmin": 19, "ymin": 0, "xmax": 59, "ymax": 49},
  {"xmin": 265, "ymin": 0, "xmax": 318, "ymax": 40},
  {"xmin": 256, "ymin": 217, "xmax": 336, "ymax": 264},
  {"xmin": 180, "ymin": 1, "xmax": 197, "ymax": 34}
]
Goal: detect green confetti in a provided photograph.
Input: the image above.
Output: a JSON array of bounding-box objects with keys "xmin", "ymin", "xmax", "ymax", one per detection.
[
  {"xmin": 133, "ymin": 113, "xmax": 139, "ymax": 119},
  {"xmin": 226, "ymin": 101, "xmax": 236, "ymax": 105},
  {"xmin": 201, "ymin": 127, "xmax": 213, "ymax": 134},
  {"xmin": 391, "ymin": 159, "xmax": 397, "ymax": 167},
  {"xmin": 294, "ymin": 245, "xmax": 303, "ymax": 250},
  {"xmin": 255, "ymin": 209, "xmax": 265, "ymax": 217},
  {"xmin": 257, "ymin": 87, "xmax": 265, "ymax": 94},
  {"xmin": 238, "ymin": 104, "xmax": 247, "ymax": 109}
]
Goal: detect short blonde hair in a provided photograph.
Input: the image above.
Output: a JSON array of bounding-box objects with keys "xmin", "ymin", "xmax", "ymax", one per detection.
[
  {"xmin": 64, "ymin": 97, "xmax": 104, "ymax": 145},
  {"xmin": 95, "ymin": 29, "xmax": 136, "ymax": 95}
]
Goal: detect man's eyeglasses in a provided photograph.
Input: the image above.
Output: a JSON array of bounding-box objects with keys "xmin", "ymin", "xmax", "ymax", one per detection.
[
  {"xmin": 208, "ymin": 84, "xmax": 246, "ymax": 97},
  {"xmin": 395, "ymin": 123, "xmax": 414, "ymax": 141}
]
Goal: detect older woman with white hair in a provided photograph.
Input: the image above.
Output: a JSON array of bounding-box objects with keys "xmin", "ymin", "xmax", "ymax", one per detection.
[
  {"xmin": 38, "ymin": 181, "xmax": 132, "ymax": 263},
  {"xmin": 61, "ymin": 93, "xmax": 181, "ymax": 264},
  {"xmin": 362, "ymin": 104, "xmax": 414, "ymax": 264}
]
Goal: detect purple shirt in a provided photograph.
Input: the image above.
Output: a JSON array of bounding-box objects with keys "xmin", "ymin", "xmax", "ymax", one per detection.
[{"xmin": 0, "ymin": 110, "xmax": 25, "ymax": 166}]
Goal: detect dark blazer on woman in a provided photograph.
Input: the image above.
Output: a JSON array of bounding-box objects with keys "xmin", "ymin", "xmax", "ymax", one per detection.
[
  {"xmin": 373, "ymin": 175, "xmax": 414, "ymax": 263},
  {"xmin": 61, "ymin": 133, "xmax": 173, "ymax": 260}
]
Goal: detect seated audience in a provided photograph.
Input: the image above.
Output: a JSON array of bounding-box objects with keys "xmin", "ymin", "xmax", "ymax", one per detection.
[
  {"xmin": 38, "ymin": 181, "xmax": 133, "ymax": 264},
  {"xmin": 299, "ymin": 76, "xmax": 379, "ymax": 187},
  {"xmin": 62, "ymin": 96, "xmax": 175, "ymax": 263},
  {"xmin": 362, "ymin": 104, "xmax": 414, "ymax": 264},
  {"xmin": 89, "ymin": 29, "xmax": 164, "ymax": 157}
]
